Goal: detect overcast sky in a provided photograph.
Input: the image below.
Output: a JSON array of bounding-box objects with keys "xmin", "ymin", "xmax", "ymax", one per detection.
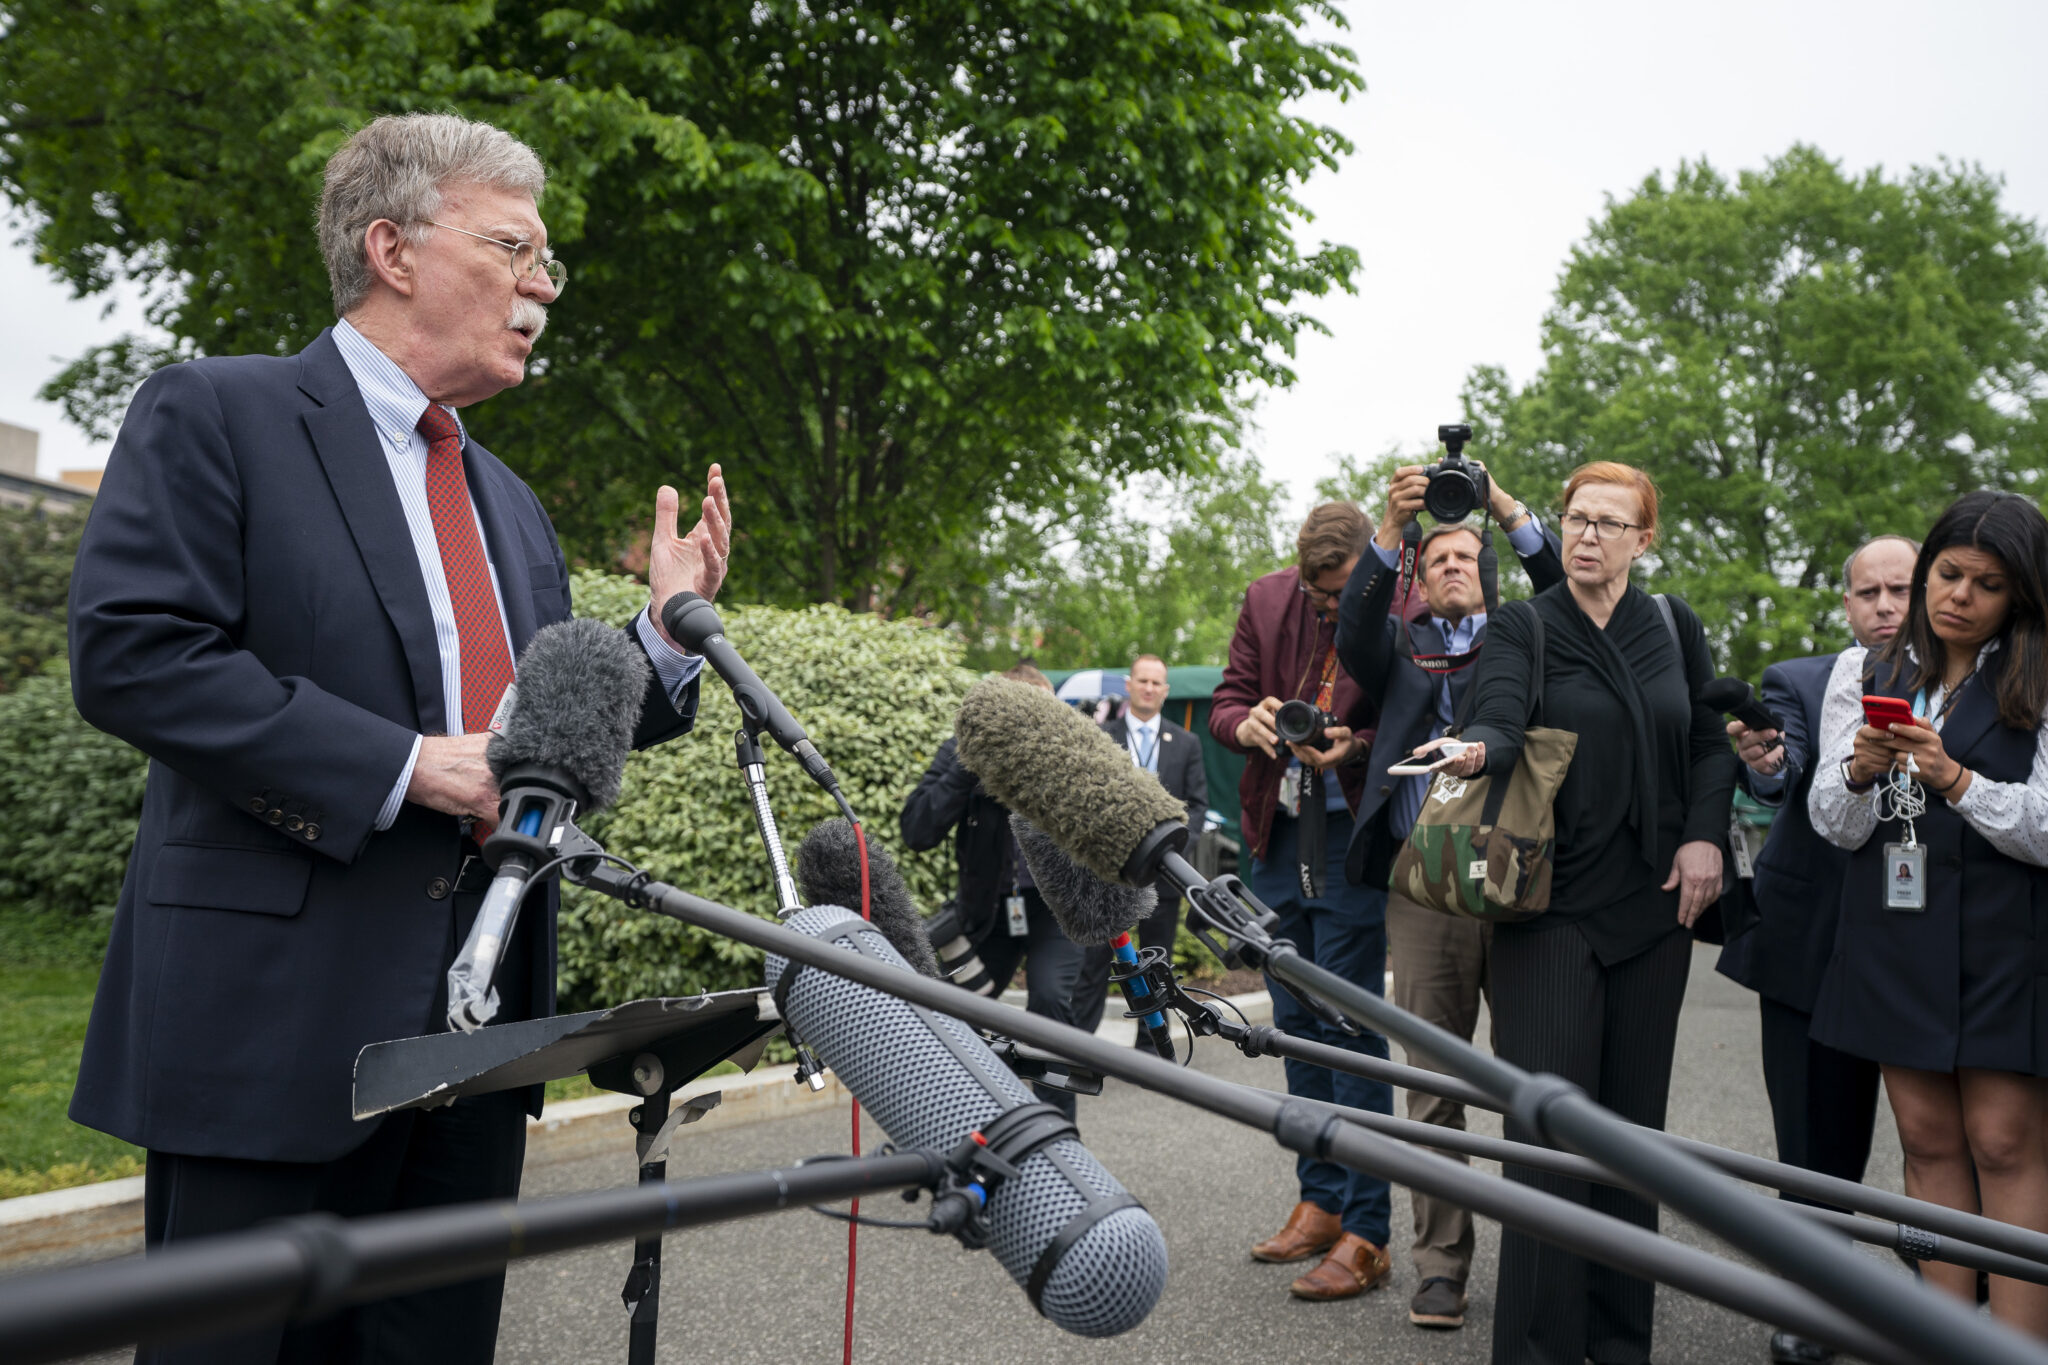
[{"xmin": 6, "ymin": 1, "xmax": 2048, "ymax": 501}]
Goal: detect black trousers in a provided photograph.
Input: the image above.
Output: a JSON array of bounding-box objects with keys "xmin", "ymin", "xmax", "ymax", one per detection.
[
  {"xmin": 1490, "ymin": 925, "xmax": 1692, "ymax": 1365},
  {"xmin": 974, "ymin": 887, "xmax": 1092, "ymax": 1120},
  {"xmin": 1758, "ymin": 994, "xmax": 1881, "ymax": 1208},
  {"xmin": 137, "ymin": 880, "xmax": 533, "ymax": 1365}
]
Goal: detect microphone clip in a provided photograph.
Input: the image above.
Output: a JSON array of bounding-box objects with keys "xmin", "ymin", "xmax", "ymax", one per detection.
[
  {"xmin": 1183, "ymin": 872, "xmax": 1280, "ymax": 971},
  {"xmin": 927, "ymin": 1102, "xmax": 1078, "ymax": 1249}
]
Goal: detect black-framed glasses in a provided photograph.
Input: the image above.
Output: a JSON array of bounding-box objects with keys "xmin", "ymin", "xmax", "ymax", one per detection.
[
  {"xmin": 1299, "ymin": 579, "xmax": 1343, "ymax": 608},
  {"xmin": 423, "ymin": 220, "xmax": 567, "ymax": 293},
  {"xmin": 1561, "ymin": 511, "xmax": 1641, "ymax": 542}
]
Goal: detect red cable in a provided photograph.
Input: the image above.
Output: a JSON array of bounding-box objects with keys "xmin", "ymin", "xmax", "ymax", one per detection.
[{"xmin": 844, "ymin": 819, "xmax": 872, "ymax": 1365}]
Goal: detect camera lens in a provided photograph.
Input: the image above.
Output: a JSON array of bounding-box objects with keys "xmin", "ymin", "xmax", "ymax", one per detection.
[
  {"xmin": 1423, "ymin": 465, "xmax": 1479, "ymax": 522},
  {"xmin": 1274, "ymin": 699, "xmax": 1321, "ymax": 745}
]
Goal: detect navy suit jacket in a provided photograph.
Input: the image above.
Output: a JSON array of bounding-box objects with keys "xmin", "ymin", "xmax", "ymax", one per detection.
[
  {"xmin": 1335, "ymin": 528, "xmax": 1565, "ymax": 890},
  {"xmin": 1715, "ymin": 653, "xmax": 1847, "ymax": 1014},
  {"xmin": 67, "ymin": 329, "xmax": 697, "ymax": 1162}
]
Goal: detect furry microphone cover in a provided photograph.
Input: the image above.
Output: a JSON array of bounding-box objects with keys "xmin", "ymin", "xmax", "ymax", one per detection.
[
  {"xmin": 953, "ymin": 677, "xmax": 1188, "ymax": 885},
  {"xmin": 796, "ymin": 818, "xmax": 943, "ymax": 978},
  {"xmin": 1011, "ymin": 815, "xmax": 1156, "ymax": 946},
  {"xmin": 485, "ymin": 617, "xmax": 650, "ymax": 811}
]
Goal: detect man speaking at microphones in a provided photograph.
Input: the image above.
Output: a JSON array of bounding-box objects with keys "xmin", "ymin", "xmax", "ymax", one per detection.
[{"xmin": 64, "ymin": 114, "xmax": 726, "ymax": 1365}]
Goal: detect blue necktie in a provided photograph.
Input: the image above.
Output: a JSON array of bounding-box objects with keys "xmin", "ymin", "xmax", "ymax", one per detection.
[{"xmin": 1136, "ymin": 725, "xmax": 1157, "ymax": 772}]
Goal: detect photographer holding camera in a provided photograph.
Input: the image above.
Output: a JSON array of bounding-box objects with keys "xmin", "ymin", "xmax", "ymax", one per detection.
[
  {"xmin": 1212, "ymin": 502, "xmax": 1397, "ymax": 1302},
  {"xmin": 1332, "ymin": 430, "xmax": 1563, "ymax": 1331}
]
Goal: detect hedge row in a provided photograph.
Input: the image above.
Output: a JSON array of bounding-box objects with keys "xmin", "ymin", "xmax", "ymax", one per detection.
[{"xmin": 0, "ymin": 576, "xmax": 977, "ymax": 1007}]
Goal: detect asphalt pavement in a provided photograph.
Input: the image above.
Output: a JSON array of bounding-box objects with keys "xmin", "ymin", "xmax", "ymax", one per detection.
[{"xmin": 45, "ymin": 943, "xmax": 1915, "ymax": 1363}]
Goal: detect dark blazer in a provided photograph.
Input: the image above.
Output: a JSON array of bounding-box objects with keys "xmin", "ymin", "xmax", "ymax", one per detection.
[
  {"xmin": 1209, "ymin": 568, "xmax": 1374, "ymax": 862},
  {"xmin": 1811, "ymin": 649, "xmax": 2048, "ymax": 1075},
  {"xmin": 1335, "ymin": 529, "xmax": 1566, "ymax": 891},
  {"xmin": 1715, "ymin": 654, "xmax": 1848, "ymax": 1014},
  {"xmin": 66, "ymin": 329, "xmax": 697, "ymax": 1164},
  {"xmin": 901, "ymin": 736, "xmax": 1017, "ymax": 936},
  {"xmin": 1101, "ymin": 714, "xmax": 1209, "ymax": 882}
]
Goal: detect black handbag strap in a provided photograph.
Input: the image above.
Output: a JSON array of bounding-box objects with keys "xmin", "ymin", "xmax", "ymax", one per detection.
[{"xmin": 1470, "ymin": 599, "xmax": 1547, "ymax": 828}]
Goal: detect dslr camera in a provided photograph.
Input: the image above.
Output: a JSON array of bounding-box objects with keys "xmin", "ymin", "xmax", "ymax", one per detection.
[
  {"xmin": 1424, "ymin": 423, "xmax": 1489, "ymax": 522},
  {"xmin": 1274, "ymin": 699, "xmax": 1338, "ymax": 751}
]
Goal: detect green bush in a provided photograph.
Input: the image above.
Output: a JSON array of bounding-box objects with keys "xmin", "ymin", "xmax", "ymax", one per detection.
[
  {"xmin": 556, "ymin": 571, "xmax": 976, "ymax": 1009},
  {"xmin": 0, "ymin": 660, "xmax": 147, "ymax": 930}
]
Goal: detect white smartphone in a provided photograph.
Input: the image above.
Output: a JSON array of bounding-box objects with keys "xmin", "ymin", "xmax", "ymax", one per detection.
[{"xmin": 1388, "ymin": 740, "xmax": 1469, "ymax": 777}]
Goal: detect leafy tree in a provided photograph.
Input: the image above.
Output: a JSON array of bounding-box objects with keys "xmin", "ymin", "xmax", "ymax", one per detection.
[
  {"xmin": 948, "ymin": 455, "xmax": 1292, "ymax": 669},
  {"xmin": 1463, "ymin": 146, "xmax": 2048, "ymax": 677},
  {"xmin": 0, "ymin": 501, "xmax": 86, "ymax": 692},
  {"xmin": 2, "ymin": 0, "xmax": 1361, "ymax": 610}
]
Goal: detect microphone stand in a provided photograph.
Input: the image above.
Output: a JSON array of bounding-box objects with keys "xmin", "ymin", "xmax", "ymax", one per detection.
[
  {"xmin": 558, "ymin": 835, "xmax": 2029, "ymax": 1365},
  {"xmin": 734, "ymin": 721, "xmax": 802, "ymax": 917},
  {"xmin": 1153, "ymin": 847, "xmax": 2047, "ymax": 1365}
]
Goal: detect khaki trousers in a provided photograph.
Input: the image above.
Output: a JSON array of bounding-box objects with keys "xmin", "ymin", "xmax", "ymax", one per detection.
[{"xmin": 1385, "ymin": 888, "xmax": 1492, "ymax": 1284}]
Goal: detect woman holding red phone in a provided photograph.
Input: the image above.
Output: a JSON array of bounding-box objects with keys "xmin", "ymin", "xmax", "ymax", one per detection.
[{"xmin": 1808, "ymin": 489, "xmax": 2048, "ymax": 1337}]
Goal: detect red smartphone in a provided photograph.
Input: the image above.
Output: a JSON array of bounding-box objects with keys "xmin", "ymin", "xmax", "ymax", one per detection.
[{"xmin": 1861, "ymin": 695, "xmax": 1919, "ymax": 730}]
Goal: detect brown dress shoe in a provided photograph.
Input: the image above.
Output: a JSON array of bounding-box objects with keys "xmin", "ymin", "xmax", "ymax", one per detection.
[
  {"xmin": 1250, "ymin": 1201, "xmax": 1342, "ymax": 1263},
  {"xmin": 1289, "ymin": 1233, "xmax": 1392, "ymax": 1300}
]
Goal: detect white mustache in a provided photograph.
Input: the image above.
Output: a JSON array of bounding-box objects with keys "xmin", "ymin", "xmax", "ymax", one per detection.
[{"xmin": 507, "ymin": 299, "xmax": 548, "ymax": 342}]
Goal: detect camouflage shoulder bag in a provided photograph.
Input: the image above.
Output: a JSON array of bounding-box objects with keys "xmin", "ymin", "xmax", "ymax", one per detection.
[{"xmin": 1389, "ymin": 600, "xmax": 1578, "ymax": 921}]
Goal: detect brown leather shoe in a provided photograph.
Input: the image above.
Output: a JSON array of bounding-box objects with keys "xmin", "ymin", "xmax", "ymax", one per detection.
[
  {"xmin": 1289, "ymin": 1233, "xmax": 1392, "ymax": 1300},
  {"xmin": 1250, "ymin": 1201, "xmax": 1342, "ymax": 1263}
]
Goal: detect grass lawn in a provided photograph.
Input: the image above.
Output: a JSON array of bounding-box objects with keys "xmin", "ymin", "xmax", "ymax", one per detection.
[{"xmin": 0, "ymin": 963, "xmax": 143, "ymax": 1199}]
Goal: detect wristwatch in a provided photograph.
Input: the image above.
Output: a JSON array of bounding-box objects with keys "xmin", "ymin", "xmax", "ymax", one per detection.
[
  {"xmin": 1840, "ymin": 756, "xmax": 1875, "ymax": 794},
  {"xmin": 1502, "ymin": 500, "xmax": 1533, "ymax": 532}
]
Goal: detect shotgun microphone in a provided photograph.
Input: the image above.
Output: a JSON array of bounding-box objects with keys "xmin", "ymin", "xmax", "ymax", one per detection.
[
  {"xmin": 1011, "ymin": 816, "xmax": 1176, "ymax": 1061},
  {"xmin": 794, "ymin": 818, "xmax": 942, "ymax": 978},
  {"xmin": 766, "ymin": 904, "xmax": 1168, "ymax": 1336},
  {"xmin": 954, "ymin": 677, "xmax": 1189, "ymax": 887},
  {"xmin": 447, "ymin": 619, "xmax": 650, "ymax": 1032}
]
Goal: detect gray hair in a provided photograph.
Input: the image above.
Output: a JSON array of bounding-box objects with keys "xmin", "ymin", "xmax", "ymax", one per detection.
[
  {"xmin": 317, "ymin": 113, "xmax": 547, "ymax": 315},
  {"xmin": 1842, "ymin": 533, "xmax": 1921, "ymax": 589}
]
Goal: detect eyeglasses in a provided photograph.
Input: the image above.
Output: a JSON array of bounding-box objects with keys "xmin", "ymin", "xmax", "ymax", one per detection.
[
  {"xmin": 423, "ymin": 220, "xmax": 567, "ymax": 293},
  {"xmin": 1299, "ymin": 579, "xmax": 1343, "ymax": 608},
  {"xmin": 1561, "ymin": 511, "xmax": 1642, "ymax": 542}
]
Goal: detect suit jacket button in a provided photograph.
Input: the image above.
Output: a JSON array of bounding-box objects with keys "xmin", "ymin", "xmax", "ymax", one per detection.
[
  {"xmin": 248, "ymin": 797, "xmax": 266, "ymax": 813},
  {"xmin": 266, "ymin": 808, "xmax": 285, "ymax": 824},
  {"xmin": 304, "ymin": 822, "xmax": 322, "ymax": 841},
  {"xmin": 427, "ymin": 876, "xmax": 452, "ymax": 900},
  {"xmin": 285, "ymin": 816, "xmax": 305, "ymax": 832}
]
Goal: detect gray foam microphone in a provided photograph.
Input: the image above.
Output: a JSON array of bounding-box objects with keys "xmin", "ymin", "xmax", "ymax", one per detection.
[
  {"xmin": 1011, "ymin": 815, "xmax": 1156, "ymax": 947},
  {"xmin": 448, "ymin": 619, "xmax": 651, "ymax": 1032},
  {"xmin": 794, "ymin": 818, "xmax": 942, "ymax": 978},
  {"xmin": 767, "ymin": 904, "xmax": 1168, "ymax": 1336},
  {"xmin": 954, "ymin": 677, "xmax": 1188, "ymax": 885}
]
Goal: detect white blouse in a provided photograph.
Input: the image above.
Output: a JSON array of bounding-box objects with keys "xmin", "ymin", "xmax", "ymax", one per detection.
[{"xmin": 1807, "ymin": 643, "xmax": 2048, "ymax": 867}]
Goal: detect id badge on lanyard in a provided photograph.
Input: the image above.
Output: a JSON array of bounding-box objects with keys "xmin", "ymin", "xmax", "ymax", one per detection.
[
  {"xmin": 1005, "ymin": 892, "xmax": 1030, "ymax": 937},
  {"xmin": 1877, "ymin": 764, "xmax": 1928, "ymax": 913}
]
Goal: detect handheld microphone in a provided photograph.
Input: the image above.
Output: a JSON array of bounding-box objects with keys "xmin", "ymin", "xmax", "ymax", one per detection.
[
  {"xmin": 766, "ymin": 904, "xmax": 1168, "ymax": 1336},
  {"xmin": 1011, "ymin": 816, "xmax": 1176, "ymax": 1061},
  {"xmin": 953, "ymin": 678, "xmax": 1189, "ymax": 886},
  {"xmin": 446, "ymin": 619, "xmax": 650, "ymax": 1033},
  {"xmin": 660, "ymin": 592, "xmax": 841, "ymax": 799},
  {"xmin": 794, "ymin": 818, "xmax": 943, "ymax": 978},
  {"xmin": 1701, "ymin": 677, "xmax": 1784, "ymax": 734}
]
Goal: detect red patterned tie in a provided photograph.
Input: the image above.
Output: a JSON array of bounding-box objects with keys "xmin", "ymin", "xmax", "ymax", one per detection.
[{"xmin": 415, "ymin": 405, "xmax": 515, "ymax": 734}]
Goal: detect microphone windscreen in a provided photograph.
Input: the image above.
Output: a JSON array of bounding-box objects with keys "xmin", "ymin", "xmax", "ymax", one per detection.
[
  {"xmin": 795, "ymin": 819, "xmax": 942, "ymax": 978},
  {"xmin": 486, "ymin": 618, "xmax": 650, "ymax": 811},
  {"xmin": 1699, "ymin": 677, "xmax": 1752, "ymax": 711},
  {"xmin": 953, "ymin": 678, "xmax": 1186, "ymax": 885},
  {"xmin": 768, "ymin": 905, "xmax": 1168, "ymax": 1335},
  {"xmin": 1012, "ymin": 815, "xmax": 1156, "ymax": 947},
  {"xmin": 660, "ymin": 591, "xmax": 722, "ymax": 654}
]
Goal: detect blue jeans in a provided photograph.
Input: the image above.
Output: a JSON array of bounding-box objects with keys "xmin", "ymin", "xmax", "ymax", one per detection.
[{"xmin": 1248, "ymin": 806, "xmax": 1393, "ymax": 1245}]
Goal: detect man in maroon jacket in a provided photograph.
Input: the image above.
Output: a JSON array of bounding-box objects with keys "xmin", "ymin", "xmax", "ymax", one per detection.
[{"xmin": 1211, "ymin": 502, "xmax": 1396, "ymax": 1302}]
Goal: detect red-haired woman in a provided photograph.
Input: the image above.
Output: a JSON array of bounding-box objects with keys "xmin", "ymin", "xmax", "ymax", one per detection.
[{"xmin": 1423, "ymin": 460, "xmax": 1737, "ymax": 1365}]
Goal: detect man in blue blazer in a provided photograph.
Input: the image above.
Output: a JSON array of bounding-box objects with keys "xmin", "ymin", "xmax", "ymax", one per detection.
[
  {"xmin": 66, "ymin": 113, "xmax": 730, "ymax": 1365},
  {"xmin": 1716, "ymin": 534, "xmax": 1916, "ymax": 1365},
  {"xmin": 1333, "ymin": 466, "xmax": 1562, "ymax": 1330}
]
